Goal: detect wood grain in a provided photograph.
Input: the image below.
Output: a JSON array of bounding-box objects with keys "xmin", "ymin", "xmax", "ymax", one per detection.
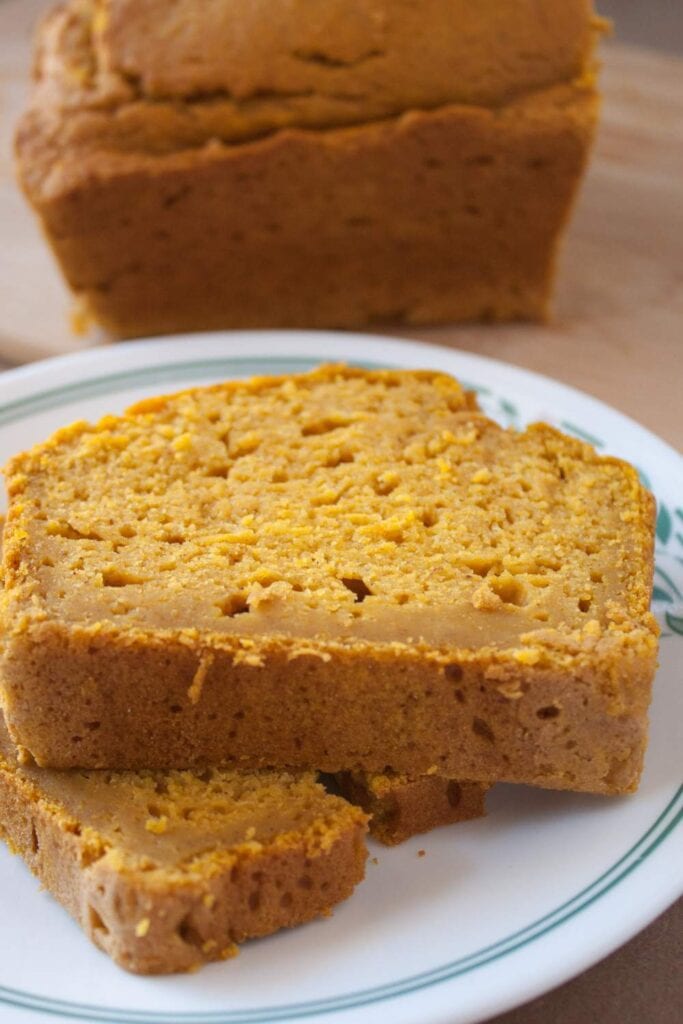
[{"xmin": 1, "ymin": 1, "xmax": 681, "ymax": 455}]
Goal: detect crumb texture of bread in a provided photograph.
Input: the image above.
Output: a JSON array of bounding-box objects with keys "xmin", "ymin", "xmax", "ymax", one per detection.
[
  {"xmin": 15, "ymin": 1, "xmax": 602, "ymax": 335},
  {"xmin": 0, "ymin": 366, "xmax": 658, "ymax": 792},
  {"xmin": 0, "ymin": 717, "xmax": 367, "ymax": 974},
  {"xmin": 334, "ymin": 771, "xmax": 488, "ymax": 846}
]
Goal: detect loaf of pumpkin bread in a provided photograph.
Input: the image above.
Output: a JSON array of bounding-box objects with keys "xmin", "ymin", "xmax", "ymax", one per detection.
[
  {"xmin": 0, "ymin": 715, "xmax": 367, "ymax": 974},
  {"xmin": 16, "ymin": 1, "xmax": 604, "ymax": 336},
  {"xmin": 0, "ymin": 366, "xmax": 658, "ymax": 792}
]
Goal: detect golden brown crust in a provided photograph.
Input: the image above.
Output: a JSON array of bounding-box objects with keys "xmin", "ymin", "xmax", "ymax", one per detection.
[
  {"xmin": 334, "ymin": 772, "xmax": 488, "ymax": 846},
  {"xmin": 0, "ymin": 722, "xmax": 368, "ymax": 974},
  {"xmin": 35, "ymin": 1, "xmax": 600, "ymax": 121},
  {"xmin": 15, "ymin": 2, "xmax": 602, "ymax": 335},
  {"xmin": 100, "ymin": 0, "xmax": 597, "ymax": 106},
  {"xmin": 0, "ymin": 616, "xmax": 657, "ymax": 793}
]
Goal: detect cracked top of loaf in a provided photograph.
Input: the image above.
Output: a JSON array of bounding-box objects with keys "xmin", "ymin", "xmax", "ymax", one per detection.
[
  {"xmin": 88, "ymin": 0, "xmax": 599, "ymax": 106},
  {"xmin": 19, "ymin": 0, "xmax": 604, "ymax": 166},
  {"xmin": 1, "ymin": 365, "xmax": 657, "ymax": 661}
]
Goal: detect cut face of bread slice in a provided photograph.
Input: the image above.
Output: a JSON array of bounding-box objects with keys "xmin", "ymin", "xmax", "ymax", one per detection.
[
  {"xmin": 1, "ymin": 365, "xmax": 658, "ymax": 793},
  {"xmin": 334, "ymin": 772, "xmax": 488, "ymax": 846},
  {"xmin": 0, "ymin": 718, "xmax": 367, "ymax": 974}
]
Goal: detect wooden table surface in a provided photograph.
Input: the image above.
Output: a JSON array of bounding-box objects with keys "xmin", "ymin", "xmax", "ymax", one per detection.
[{"xmin": 0, "ymin": 2, "xmax": 681, "ymax": 1022}]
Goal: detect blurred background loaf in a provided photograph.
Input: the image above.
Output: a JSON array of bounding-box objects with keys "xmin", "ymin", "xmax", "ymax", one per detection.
[{"xmin": 14, "ymin": 0, "xmax": 602, "ymax": 338}]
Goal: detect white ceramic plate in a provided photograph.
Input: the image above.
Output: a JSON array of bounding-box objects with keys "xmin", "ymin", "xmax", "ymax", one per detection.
[{"xmin": 0, "ymin": 331, "xmax": 680, "ymax": 1024}]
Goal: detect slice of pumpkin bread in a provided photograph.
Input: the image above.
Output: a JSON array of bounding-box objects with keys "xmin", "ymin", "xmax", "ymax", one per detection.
[
  {"xmin": 0, "ymin": 716, "xmax": 367, "ymax": 974},
  {"xmin": 0, "ymin": 365, "xmax": 658, "ymax": 792},
  {"xmin": 334, "ymin": 772, "xmax": 488, "ymax": 846}
]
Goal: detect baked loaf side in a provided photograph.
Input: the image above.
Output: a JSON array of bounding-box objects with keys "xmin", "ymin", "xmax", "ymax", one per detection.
[
  {"xmin": 335, "ymin": 772, "xmax": 488, "ymax": 846},
  {"xmin": 16, "ymin": 1, "xmax": 603, "ymax": 335},
  {"xmin": 1, "ymin": 366, "xmax": 658, "ymax": 791},
  {"xmin": 0, "ymin": 718, "xmax": 367, "ymax": 974}
]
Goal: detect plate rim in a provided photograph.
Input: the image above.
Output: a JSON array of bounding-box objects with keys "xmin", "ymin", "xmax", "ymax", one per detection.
[
  {"xmin": 1, "ymin": 328, "xmax": 680, "ymax": 464},
  {"xmin": 0, "ymin": 330, "xmax": 680, "ymax": 1024},
  {"xmin": 0, "ymin": 787, "xmax": 680, "ymax": 1024}
]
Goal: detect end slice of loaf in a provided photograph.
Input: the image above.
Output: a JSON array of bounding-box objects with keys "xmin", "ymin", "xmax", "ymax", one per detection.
[
  {"xmin": 1, "ymin": 365, "xmax": 658, "ymax": 793},
  {"xmin": 0, "ymin": 717, "xmax": 367, "ymax": 974},
  {"xmin": 334, "ymin": 772, "xmax": 488, "ymax": 846}
]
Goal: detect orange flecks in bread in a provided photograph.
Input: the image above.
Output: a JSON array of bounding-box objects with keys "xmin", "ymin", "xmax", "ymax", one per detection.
[{"xmin": 2, "ymin": 365, "xmax": 653, "ymax": 645}]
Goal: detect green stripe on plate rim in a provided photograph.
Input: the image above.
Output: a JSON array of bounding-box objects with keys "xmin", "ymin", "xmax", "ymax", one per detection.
[
  {"xmin": 0, "ymin": 357, "xmax": 338, "ymax": 427},
  {"xmin": 0, "ymin": 787, "xmax": 680, "ymax": 1023},
  {"xmin": 0, "ymin": 355, "xmax": 680, "ymax": 1021}
]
